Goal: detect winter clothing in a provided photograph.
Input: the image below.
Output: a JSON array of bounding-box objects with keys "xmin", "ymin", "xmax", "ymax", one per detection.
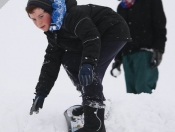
[
  {"xmin": 27, "ymin": 0, "xmax": 53, "ymax": 13},
  {"xmin": 78, "ymin": 64, "xmax": 93, "ymax": 86},
  {"xmin": 111, "ymin": 0, "xmax": 166, "ymax": 94},
  {"xmin": 30, "ymin": 95, "xmax": 46, "ymax": 115},
  {"xmin": 61, "ymin": 41, "xmax": 126, "ymax": 107},
  {"xmin": 116, "ymin": 0, "xmax": 166, "ymax": 55},
  {"xmin": 122, "ymin": 51, "xmax": 158, "ymax": 94},
  {"xmin": 49, "ymin": 0, "xmax": 66, "ymax": 31},
  {"xmin": 30, "ymin": 90, "xmax": 47, "ymax": 115},
  {"xmin": 27, "ymin": 0, "xmax": 131, "ymax": 131},
  {"xmin": 75, "ymin": 105, "xmax": 105, "ymax": 132},
  {"xmin": 33, "ymin": 0, "xmax": 131, "ymax": 103},
  {"xmin": 151, "ymin": 50, "xmax": 163, "ymax": 68}
]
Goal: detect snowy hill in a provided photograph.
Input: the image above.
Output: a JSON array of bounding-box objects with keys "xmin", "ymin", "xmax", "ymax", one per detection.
[{"xmin": 0, "ymin": 0, "xmax": 175, "ymax": 132}]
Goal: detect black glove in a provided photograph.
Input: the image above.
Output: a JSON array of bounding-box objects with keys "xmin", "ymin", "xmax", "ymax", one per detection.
[
  {"xmin": 30, "ymin": 91, "xmax": 47, "ymax": 115},
  {"xmin": 78, "ymin": 64, "xmax": 93, "ymax": 86},
  {"xmin": 151, "ymin": 50, "xmax": 163, "ymax": 68},
  {"xmin": 110, "ymin": 60, "xmax": 122, "ymax": 77}
]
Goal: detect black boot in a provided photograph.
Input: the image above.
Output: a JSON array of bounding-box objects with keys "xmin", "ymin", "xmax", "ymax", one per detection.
[
  {"xmin": 75, "ymin": 105, "xmax": 106, "ymax": 132},
  {"xmin": 72, "ymin": 105, "xmax": 84, "ymax": 116}
]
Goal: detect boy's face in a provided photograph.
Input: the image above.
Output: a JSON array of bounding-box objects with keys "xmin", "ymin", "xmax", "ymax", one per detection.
[{"xmin": 29, "ymin": 8, "xmax": 51, "ymax": 32}]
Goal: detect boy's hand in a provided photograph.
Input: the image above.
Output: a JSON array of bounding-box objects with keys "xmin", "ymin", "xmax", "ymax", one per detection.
[
  {"xmin": 30, "ymin": 95, "xmax": 45, "ymax": 115},
  {"xmin": 151, "ymin": 50, "xmax": 163, "ymax": 68},
  {"xmin": 110, "ymin": 60, "xmax": 122, "ymax": 77},
  {"xmin": 78, "ymin": 64, "xmax": 93, "ymax": 86}
]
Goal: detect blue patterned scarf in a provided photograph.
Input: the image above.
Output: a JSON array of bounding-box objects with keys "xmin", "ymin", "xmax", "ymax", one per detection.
[
  {"xmin": 49, "ymin": 0, "xmax": 66, "ymax": 31},
  {"xmin": 121, "ymin": 0, "xmax": 136, "ymax": 8}
]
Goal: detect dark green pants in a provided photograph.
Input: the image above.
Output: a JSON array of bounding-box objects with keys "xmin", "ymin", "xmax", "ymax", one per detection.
[{"xmin": 122, "ymin": 51, "xmax": 158, "ymax": 94}]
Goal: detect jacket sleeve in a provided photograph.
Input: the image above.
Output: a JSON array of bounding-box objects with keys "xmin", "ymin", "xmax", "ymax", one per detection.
[
  {"xmin": 35, "ymin": 43, "xmax": 65, "ymax": 96},
  {"xmin": 113, "ymin": 5, "xmax": 123, "ymax": 62},
  {"xmin": 64, "ymin": 7, "xmax": 101, "ymax": 67},
  {"xmin": 151, "ymin": 0, "xmax": 167, "ymax": 53},
  {"xmin": 114, "ymin": 50, "xmax": 123, "ymax": 62}
]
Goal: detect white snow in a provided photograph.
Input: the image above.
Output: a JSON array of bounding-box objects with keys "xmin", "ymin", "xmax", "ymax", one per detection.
[{"xmin": 0, "ymin": 0, "xmax": 175, "ymax": 132}]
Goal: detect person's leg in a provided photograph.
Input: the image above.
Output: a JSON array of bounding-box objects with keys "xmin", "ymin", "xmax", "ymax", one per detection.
[
  {"xmin": 62, "ymin": 41, "xmax": 126, "ymax": 132},
  {"xmin": 122, "ymin": 54, "xmax": 137, "ymax": 94},
  {"xmin": 61, "ymin": 51, "xmax": 85, "ymax": 116},
  {"xmin": 133, "ymin": 51, "xmax": 158, "ymax": 94},
  {"xmin": 77, "ymin": 41, "xmax": 125, "ymax": 132},
  {"xmin": 82, "ymin": 41, "xmax": 126, "ymax": 108},
  {"xmin": 79, "ymin": 105, "xmax": 106, "ymax": 132},
  {"xmin": 62, "ymin": 41, "xmax": 126, "ymax": 107}
]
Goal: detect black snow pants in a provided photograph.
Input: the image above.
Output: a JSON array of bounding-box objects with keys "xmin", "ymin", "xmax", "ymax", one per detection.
[{"xmin": 61, "ymin": 40, "xmax": 126, "ymax": 108}]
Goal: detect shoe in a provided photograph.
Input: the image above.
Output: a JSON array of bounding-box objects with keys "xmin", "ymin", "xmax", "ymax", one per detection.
[{"xmin": 75, "ymin": 105, "xmax": 106, "ymax": 132}]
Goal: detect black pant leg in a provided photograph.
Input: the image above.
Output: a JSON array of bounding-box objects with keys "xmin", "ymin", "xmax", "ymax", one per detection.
[
  {"xmin": 82, "ymin": 40, "xmax": 126, "ymax": 108},
  {"xmin": 61, "ymin": 41, "xmax": 126, "ymax": 108}
]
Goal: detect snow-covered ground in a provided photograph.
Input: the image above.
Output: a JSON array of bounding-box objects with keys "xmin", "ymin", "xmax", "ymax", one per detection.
[{"xmin": 0, "ymin": 0, "xmax": 175, "ymax": 132}]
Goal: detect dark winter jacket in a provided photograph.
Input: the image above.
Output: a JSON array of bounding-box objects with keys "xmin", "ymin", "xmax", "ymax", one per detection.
[
  {"xmin": 115, "ymin": 0, "xmax": 166, "ymax": 60},
  {"xmin": 35, "ymin": 0, "xmax": 131, "ymax": 95}
]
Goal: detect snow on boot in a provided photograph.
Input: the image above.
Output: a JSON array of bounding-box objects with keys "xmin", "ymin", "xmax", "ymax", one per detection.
[{"xmin": 75, "ymin": 105, "xmax": 106, "ymax": 132}]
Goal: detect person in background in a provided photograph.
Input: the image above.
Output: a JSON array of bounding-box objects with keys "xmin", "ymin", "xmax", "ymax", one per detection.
[
  {"xmin": 111, "ymin": 0, "xmax": 167, "ymax": 94},
  {"xmin": 25, "ymin": 0, "xmax": 131, "ymax": 131}
]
